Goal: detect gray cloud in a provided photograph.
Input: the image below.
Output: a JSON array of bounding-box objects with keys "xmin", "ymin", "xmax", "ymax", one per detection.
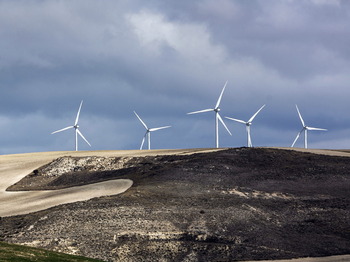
[{"xmin": 0, "ymin": 0, "xmax": 349, "ymax": 154}]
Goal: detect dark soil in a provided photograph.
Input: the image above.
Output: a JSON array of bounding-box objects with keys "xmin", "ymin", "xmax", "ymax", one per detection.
[{"xmin": 1, "ymin": 148, "xmax": 350, "ymax": 261}]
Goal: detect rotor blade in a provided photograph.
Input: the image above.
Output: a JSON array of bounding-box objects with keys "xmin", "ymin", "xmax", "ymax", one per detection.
[
  {"xmin": 149, "ymin": 126, "xmax": 171, "ymax": 132},
  {"xmin": 307, "ymin": 127, "xmax": 327, "ymax": 131},
  {"xmin": 215, "ymin": 80, "xmax": 228, "ymax": 109},
  {"xmin": 51, "ymin": 126, "xmax": 74, "ymax": 134},
  {"xmin": 295, "ymin": 105, "xmax": 305, "ymax": 127},
  {"xmin": 140, "ymin": 133, "xmax": 147, "ymax": 150},
  {"xmin": 225, "ymin": 117, "xmax": 247, "ymax": 125},
  {"xmin": 76, "ymin": 129, "xmax": 91, "ymax": 147},
  {"xmin": 248, "ymin": 104, "xmax": 266, "ymax": 123},
  {"xmin": 187, "ymin": 108, "xmax": 214, "ymax": 115},
  {"xmin": 218, "ymin": 113, "xmax": 232, "ymax": 136},
  {"xmin": 75, "ymin": 100, "xmax": 83, "ymax": 126},
  {"xmin": 134, "ymin": 111, "xmax": 148, "ymax": 130},
  {"xmin": 291, "ymin": 129, "xmax": 303, "ymax": 147}
]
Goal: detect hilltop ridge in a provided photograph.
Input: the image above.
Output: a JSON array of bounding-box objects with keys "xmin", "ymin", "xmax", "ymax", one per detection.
[{"xmin": 1, "ymin": 148, "xmax": 350, "ymax": 261}]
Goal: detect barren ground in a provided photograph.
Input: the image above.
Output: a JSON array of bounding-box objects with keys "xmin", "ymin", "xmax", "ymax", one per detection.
[
  {"xmin": 0, "ymin": 147, "xmax": 349, "ymax": 262},
  {"xmin": 0, "ymin": 149, "xmax": 216, "ymax": 217}
]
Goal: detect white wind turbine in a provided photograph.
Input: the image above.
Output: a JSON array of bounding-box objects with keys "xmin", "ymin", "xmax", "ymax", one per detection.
[
  {"xmin": 51, "ymin": 100, "xmax": 91, "ymax": 151},
  {"xmin": 134, "ymin": 111, "xmax": 171, "ymax": 150},
  {"xmin": 225, "ymin": 104, "xmax": 265, "ymax": 147},
  {"xmin": 291, "ymin": 105, "xmax": 327, "ymax": 149},
  {"xmin": 187, "ymin": 81, "xmax": 232, "ymax": 148}
]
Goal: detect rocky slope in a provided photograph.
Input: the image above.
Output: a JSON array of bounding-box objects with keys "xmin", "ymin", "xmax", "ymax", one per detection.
[{"xmin": 1, "ymin": 148, "xmax": 350, "ymax": 261}]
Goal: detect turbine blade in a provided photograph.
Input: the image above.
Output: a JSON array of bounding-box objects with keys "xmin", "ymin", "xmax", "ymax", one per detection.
[
  {"xmin": 291, "ymin": 129, "xmax": 304, "ymax": 147},
  {"xmin": 225, "ymin": 117, "xmax": 247, "ymax": 125},
  {"xmin": 187, "ymin": 108, "xmax": 214, "ymax": 115},
  {"xmin": 218, "ymin": 113, "xmax": 232, "ymax": 136},
  {"xmin": 134, "ymin": 111, "xmax": 148, "ymax": 130},
  {"xmin": 51, "ymin": 126, "xmax": 74, "ymax": 134},
  {"xmin": 149, "ymin": 126, "xmax": 171, "ymax": 132},
  {"xmin": 75, "ymin": 100, "xmax": 83, "ymax": 126},
  {"xmin": 140, "ymin": 133, "xmax": 147, "ymax": 150},
  {"xmin": 296, "ymin": 105, "xmax": 305, "ymax": 127},
  {"xmin": 215, "ymin": 80, "xmax": 228, "ymax": 109},
  {"xmin": 77, "ymin": 129, "xmax": 91, "ymax": 147},
  {"xmin": 248, "ymin": 104, "xmax": 266, "ymax": 123},
  {"xmin": 307, "ymin": 127, "xmax": 327, "ymax": 131}
]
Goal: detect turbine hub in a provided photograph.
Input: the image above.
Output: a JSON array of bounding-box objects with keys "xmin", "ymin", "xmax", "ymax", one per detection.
[{"xmin": 215, "ymin": 108, "xmax": 220, "ymax": 112}]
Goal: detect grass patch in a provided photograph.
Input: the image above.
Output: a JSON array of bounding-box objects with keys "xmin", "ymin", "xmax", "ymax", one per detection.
[{"xmin": 0, "ymin": 241, "xmax": 103, "ymax": 261}]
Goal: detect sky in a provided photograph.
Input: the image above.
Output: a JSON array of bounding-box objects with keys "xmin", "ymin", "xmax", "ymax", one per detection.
[{"xmin": 1, "ymin": 0, "xmax": 350, "ymax": 154}]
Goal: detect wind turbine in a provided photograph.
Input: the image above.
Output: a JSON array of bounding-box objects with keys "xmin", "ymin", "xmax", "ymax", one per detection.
[
  {"xmin": 51, "ymin": 100, "xmax": 91, "ymax": 151},
  {"xmin": 134, "ymin": 111, "xmax": 171, "ymax": 150},
  {"xmin": 187, "ymin": 81, "xmax": 232, "ymax": 148},
  {"xmin": 291, "ymin": 105, "xmax": 327, "ymax": 149},
  {"xmin": 225, "ymin": 104, "xmax": 265, "ymax": 147}
]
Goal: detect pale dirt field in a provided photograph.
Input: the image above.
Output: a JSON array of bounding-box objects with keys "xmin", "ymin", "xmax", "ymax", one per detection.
[
  {"xmin": 273, "ymin": 147, "xmax": 350, "ymax": 157},
  {"xmin": 1, "ymin": 147, "xmax": 348, "ymax": 217},
  {"xmin": 0, "ymin": 148, "xmax": 222, "ymax": 217},
  {"xmin": 1, "ymin": 147, "xmax": 349, "ymax": 262}
]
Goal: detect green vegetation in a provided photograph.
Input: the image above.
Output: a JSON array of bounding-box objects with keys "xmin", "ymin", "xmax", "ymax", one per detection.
[{"xmin": 0, "ymin": 241, "xmax": 103, "ymax": 262}]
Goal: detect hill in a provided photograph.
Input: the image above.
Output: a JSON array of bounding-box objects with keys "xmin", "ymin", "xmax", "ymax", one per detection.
[
  {"xmin": 0, "ymin": 241, "xmax": 103, "ymax": 261},
  {"xmin": 0, "ymin": 148, "xmax": 350, "ymax": 261}
]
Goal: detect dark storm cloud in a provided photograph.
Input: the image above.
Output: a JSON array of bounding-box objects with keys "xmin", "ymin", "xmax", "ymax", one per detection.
[
  {"xmin": 0, "ymin": 0, "xmax": 350, "ymax": 154},
  {"xmin": 160, "ymin": 0, "xmax": 350, "ymax": 79}
]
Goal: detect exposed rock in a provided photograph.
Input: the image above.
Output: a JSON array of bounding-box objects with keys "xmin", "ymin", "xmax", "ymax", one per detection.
[
  {"xmin": 1, "ymin": 148, "xmax": 350, "ymax": 261},
  {"xmin": 7, "ymin": 156, "xmax": 146, "ymax": 191}
]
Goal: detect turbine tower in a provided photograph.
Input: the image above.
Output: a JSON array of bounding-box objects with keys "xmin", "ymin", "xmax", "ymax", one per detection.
[
  {"xmin": 51, "ymin": 100, "xmax": 91, "ymax": 151},
  {"xmin": 187, "ymin": 81, "xmax": 232, "ymax": 148},
  {"xmin": 291, "ymin": 105, "xmax": 327, "ymax": 149},
  {"xmin": 225, "ymin": 104, "xmax": 265, "ymax": 147},
  {"xmin": 134, "ymin": 111, "xmax": 171, "ymax": 150}
]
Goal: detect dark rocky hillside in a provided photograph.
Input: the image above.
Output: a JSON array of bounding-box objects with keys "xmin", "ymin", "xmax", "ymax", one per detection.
[{"xmin": 1, "ymin": 148, "xmax": 350, "ymax": 261}]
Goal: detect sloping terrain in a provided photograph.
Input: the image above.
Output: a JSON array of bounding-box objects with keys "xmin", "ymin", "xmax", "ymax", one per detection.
[
  {"xmin": 0, "ymin": 241, "xmax": 103, "ymax": 261},
  {"xmin": 0, "ymin": 148, "xmax": 350, "ymax": 261}
]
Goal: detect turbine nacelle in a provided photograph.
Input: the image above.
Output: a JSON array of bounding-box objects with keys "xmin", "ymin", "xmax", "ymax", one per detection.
[
  {"xmin": 134, "ymin": 111, "xmax": 171, "ymax": 150},
  {"xmin": 187, "ymin": 81, "xmax": 231, "ymax": 148},
  {"xmin": 51, "ymin": 100, "xmax": 91, "ymax": 151},
  {"xmin": 225, "ymin": 104, "xmax": 265, "ymax": 148},
  {"xmin": 291, "ymin": 105, "xmax": 327, "ymax": 149}
]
